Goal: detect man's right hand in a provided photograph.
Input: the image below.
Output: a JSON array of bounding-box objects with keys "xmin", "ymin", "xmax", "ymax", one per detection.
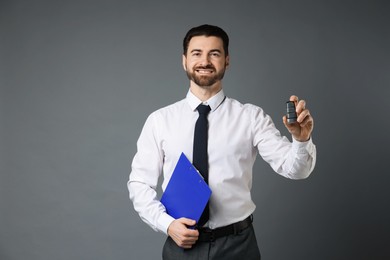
[{"xmin": 167, "ymin": 218, "xmax": 199, "ymax": 248}]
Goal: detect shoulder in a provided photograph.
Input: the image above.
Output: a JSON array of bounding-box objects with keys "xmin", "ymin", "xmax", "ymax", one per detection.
[
  {"xmin": 152, "ymin": 98, "xmax": 186, "ymax": 114},
  {"xmin": 224, "ymin": 97, "xmax": 267, "ymax": 118},
  {"xmin": 147, "ymin": 98, "xmax": 188, "ymax": 122}
]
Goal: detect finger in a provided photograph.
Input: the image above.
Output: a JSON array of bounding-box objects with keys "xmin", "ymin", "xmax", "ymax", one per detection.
[
  {"xmin": 179, "ymin": 237, "xmax": 197, "ymax": 246},
  {"xmin": 297, "ymin": 110, "xmax": 311, "ymax": 125},
  {"xmin": 171, "ymin": 231, "xmax": 198, "ymax": 248},
  {"xmin": 283, "ymin": 116, "xmax": 300, "ymax": 137},
  {"xmin": 177, "ymin": 231, "xmax": 199, "ymax": 248},
  {"xmin": 300, "ymin": 114, "xmax": 313, "ymax": 128},
  {"xmin": 184, "ymin": 229, "xmax": 199, "ymax": 239},
  {"xmin": 181, "ymin": 244, "xmax": 194, "ymax": 249},
  {"xmin": 282, "ymin": 115, "xmax": 287, "ymax": 126},
  {"xmin": 299, "ymin": 118, "xmax": 311, "ymax": 128},
  {"xmin": 182, "ymin": 233, "xmax": 199, "ymax": 243},
  {"xmin": 296, "ymin": 100, "xmax": 306, "ymax": 114},
  {"xmin": 289, "ymin": 95, "xmax": 298, "ymax": 103},
  {"xmin": 174, "ymin": 238, "xmax": 196, "ymax": 249},
  {"xmin": 289, "ymin": 95, "xmax": 298, "ymax": 108},
  {"xmin": 297, "ymin": 108, "xmax": 308, "ymax": 123},
  {"xmin": 178, "ymin": 217, "xmax": 196, "ymax": 227},
  {"xmin": 283, "ymin": 115, "xmax": 294, "ymax": 129},
  {"xmin": 180, "ymin": 240, "xmax": 197, "ymax": 248}
]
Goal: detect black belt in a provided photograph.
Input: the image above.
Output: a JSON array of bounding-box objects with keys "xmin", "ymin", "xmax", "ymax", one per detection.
[{"xmin": 197, "ymin": 215, "xmax": 253, "ymax": 242}]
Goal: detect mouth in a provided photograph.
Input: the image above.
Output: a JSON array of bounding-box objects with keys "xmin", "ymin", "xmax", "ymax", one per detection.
[{"xmin": 195, "ymin": 68, "xmax": 215, "ymax": 74}]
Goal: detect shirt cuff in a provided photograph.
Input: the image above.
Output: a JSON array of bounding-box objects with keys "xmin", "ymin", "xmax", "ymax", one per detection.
[
  {"xmin": 157, "ymin": 212, "xmax": 175, "ymax": 235},
  {"xmin": 292, "ymin": 137, "xmax": 315, "ymax": 154}
]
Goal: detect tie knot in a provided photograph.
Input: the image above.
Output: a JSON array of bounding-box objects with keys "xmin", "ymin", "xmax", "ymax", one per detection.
[{"xmin": 196, "ymin": 104, "xmax": 211, "ymax": 115}]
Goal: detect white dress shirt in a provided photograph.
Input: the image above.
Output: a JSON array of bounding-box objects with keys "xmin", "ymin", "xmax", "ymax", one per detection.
[{"xmin": 128, "ymin": 89, "xmax": 316, "ymax": 234}]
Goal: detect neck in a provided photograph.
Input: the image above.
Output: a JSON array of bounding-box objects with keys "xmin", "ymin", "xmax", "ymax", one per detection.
[{"xmin": 189, "ymin": 82, "xmax": 222, "ymax": 101}]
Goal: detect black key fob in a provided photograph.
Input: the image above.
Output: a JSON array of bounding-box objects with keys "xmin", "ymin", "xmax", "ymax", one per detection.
[{"xmin": 286, "ymin": 101, "xmax": 297, "ymax": 123}]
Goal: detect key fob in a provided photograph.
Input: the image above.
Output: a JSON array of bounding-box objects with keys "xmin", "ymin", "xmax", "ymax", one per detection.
[{"xmin": 286, "ymin": 101, "xmax": 297, "ymax": 123}]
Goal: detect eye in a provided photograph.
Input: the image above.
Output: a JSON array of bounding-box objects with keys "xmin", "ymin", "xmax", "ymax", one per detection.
[
  {"xmin": 192, "ymin": 52, "xmax": 201, "ymax": 57},
  {"xmin": 210, "ymin": 52, "xmax": 221, "ymax": 57}
]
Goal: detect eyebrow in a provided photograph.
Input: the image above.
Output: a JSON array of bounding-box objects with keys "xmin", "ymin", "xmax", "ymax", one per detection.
[{"xmin": 190, "ymin": 49, "xmax": 222, "ymax": 53}]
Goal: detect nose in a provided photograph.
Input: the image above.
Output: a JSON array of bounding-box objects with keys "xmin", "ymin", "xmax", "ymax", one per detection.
[{"xmin": 199, "ymin": 54, "xmax": 211, "ymax": 66}]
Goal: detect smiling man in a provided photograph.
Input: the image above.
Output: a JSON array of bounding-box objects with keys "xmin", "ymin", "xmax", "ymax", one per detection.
[
  {"xmin": 128, "ymin": 24, "xmax": 316, "ymax": 260},
  {"xmin": 184, "ymin": 35, "xmax": 228, "ymax": 92}
]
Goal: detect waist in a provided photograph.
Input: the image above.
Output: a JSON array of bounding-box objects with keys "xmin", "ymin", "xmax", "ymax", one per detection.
[{"xmin": 197, "ymin": 215, "xmax": 253, "ymax": 242}]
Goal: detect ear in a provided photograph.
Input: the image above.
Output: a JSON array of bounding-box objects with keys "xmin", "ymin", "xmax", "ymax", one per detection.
[
  {"xmin": 182, "ymin": 54, "xmax": 187, "ymax": 71},
  {"xmin": 225, "ymin": 55, "xmax": 230, "ymax": 68}
]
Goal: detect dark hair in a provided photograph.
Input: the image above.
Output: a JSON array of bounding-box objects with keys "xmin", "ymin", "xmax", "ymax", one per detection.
[{"xmin": 183, "ymin": 24, "xmax": 229, "ymax": 56}]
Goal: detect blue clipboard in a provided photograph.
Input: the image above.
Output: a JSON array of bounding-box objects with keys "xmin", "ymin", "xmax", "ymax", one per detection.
[{"xmin": 161, "ymin": 153, "xmax": 212, "ymax": 223}]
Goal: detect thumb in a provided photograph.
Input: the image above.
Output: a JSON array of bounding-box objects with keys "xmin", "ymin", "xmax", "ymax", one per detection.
[
  {"xmin": 178, "ymin": 218, "xmax": 196, "ymax": 226},
  {"xmin": 283, "ymin": 115, "xmax": 297, "ymax": 135},
  {"xmin": 282, "ymin": 115, "xmax": 291, "ymax": 129}
]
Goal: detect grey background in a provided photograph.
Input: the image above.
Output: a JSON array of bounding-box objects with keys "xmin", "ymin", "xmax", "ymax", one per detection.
[{"xmin": 1, "ymin": 0, "xmax": 389, "ymax": 259}]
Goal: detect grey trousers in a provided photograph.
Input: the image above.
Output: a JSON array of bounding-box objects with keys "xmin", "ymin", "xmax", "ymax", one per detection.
[{"xmin": 162, "ymin": 224, "xmax": 261, "ymax": 260}]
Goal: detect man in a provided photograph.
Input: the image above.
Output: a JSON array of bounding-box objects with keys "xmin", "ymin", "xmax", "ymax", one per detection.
[{"xmin": 128, "ymin": 24, "xmax": 316, "ymax": 260}]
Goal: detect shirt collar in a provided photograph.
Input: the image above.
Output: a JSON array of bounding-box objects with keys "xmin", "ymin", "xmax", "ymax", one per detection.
[{"xmin": 186, "ymin": 89, "xmax": 226, "ymax": 112}]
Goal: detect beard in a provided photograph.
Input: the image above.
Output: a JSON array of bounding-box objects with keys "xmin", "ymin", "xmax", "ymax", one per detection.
[{"xmin": 186, "ymin": 65, "xmax": 226, "ymax": 88}]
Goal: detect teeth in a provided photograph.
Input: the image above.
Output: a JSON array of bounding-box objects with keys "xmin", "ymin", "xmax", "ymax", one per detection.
[{"xmin": 196, "ymin": 70, "xmax": 213, "ymax": 74}]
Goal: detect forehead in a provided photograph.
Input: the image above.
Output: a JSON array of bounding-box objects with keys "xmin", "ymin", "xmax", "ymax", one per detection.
[{"xmin": 187, "ymin": 36, "xmax": 224, "ymax": 53}]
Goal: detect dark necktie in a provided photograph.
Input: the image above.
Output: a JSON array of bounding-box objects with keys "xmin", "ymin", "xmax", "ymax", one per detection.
[{"xmin": 193, "ymin": 104, "xmax": 211, "ymax": 227}]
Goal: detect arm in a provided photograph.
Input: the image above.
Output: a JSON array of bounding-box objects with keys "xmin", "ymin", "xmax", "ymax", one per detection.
[
  {"xmin": 128, "ymin": 113, "xmax": 174, "ymax": 233},
  {"xmin": 128, "ymin": 113, "xmax": 199, "ymax": 248},
  {"xmin": 253, "ymin": 96, "xmax": 316, "ymax": 179}
]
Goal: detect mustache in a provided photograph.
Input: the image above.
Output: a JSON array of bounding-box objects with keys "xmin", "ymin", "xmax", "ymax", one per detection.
[{"xmin": 194, "ymin": 65, "xmax": 216, "ymax": 70}]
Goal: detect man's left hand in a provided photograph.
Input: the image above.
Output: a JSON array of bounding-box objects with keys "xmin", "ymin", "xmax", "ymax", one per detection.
[{"xmin": 283, "ymin": 95, "xmax": 314, "ymax": 142}]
